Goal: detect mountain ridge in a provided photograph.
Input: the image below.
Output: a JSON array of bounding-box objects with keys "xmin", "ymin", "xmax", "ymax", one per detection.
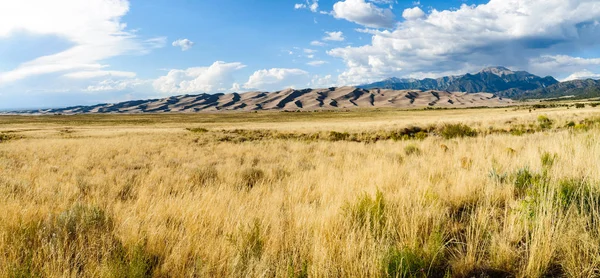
[{"xmin": 359, "ymin": 66, "xmax": 559, "ymax": 97}]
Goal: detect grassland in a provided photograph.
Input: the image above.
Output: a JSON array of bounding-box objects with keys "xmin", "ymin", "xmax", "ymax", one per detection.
[{"xmin": 1, "ymin": 105, "xmax": 600, "ymax": 277}]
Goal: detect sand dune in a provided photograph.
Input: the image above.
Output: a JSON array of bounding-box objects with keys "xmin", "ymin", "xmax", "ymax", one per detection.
[{"xmin": 19, "ymin": 87, "xmax": 514, "ymax": 114}]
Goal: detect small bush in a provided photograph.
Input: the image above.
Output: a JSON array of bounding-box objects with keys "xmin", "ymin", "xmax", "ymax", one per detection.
[
  {"xmin": 537, "ymin": 115, "xmax": 553, "ymax": 130},
  {"xmin": 240, "ymin": 168, "xmax": 265, "ymax": 189},
  {"xmin": 0, "ymin": 133, "xmax": 14, "ymax": 143},
  {"xmin": 187, "ymin": 127, "xmax": 209, "ymax": 133},
  {"xmin": 556, "ymin": 178, "xmax": 600, "ymax": 215},
  {"xmin": 328, "ymin": 131, "xmax": 351, "ymax": 141},
  {"xmin": 565, "ymin": 121, "xmax": 576, "ymax": 128},
  {"xmin": 191, "ymin": 166, "xmax": 219, "ymax": 187},
  {"xmin": 439, "ymin": 123, "xmax": 477, "ymax": 139},
  {"xmin": 512, "ymin": 167, "xmax": 544, "ymax": 197},
  {"xmin": 575, "ymin": 103, "xmax": 585, "ymax": 109},
  {"xmin": 404, "ymin": 145, "xmax": 422, "ymax": 156}
]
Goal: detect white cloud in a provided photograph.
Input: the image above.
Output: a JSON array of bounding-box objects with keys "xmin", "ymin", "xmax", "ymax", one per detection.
[
  {"xmin": 402, "ymin": 6, "xmax": 425, "ymax": 20},
  {"xmin": 307, "ymin": 60, "xmax": 328, "ymax": 66},
  {"xmin": 294, "ymin": 0, "xmax": 319, "ymax": 13},
  {"xmin": 563, "ymin": 70, "xmax": 600, "ymax": 81},
  {"xmin": 310, "ymin": 74, "xmax": 336, "ymax": 88},
  {"xmin": 304, "ymin": 48, "xmax": 317, "ymax": 54},
  {"xmin": 63, "ymin": 70, "xmax": 137, "ymax": 79},
  {"xmin": 332, "ymin": 0, "xmax": 396, "ymax": 28},
  {"xmin": 85, "ymin": 78, "xmax": 151, "ymax": 92},
  {"xmin": 310, "ymin": 1, "xmax": 319, "ymax": 12},
  {"xmin": 328, "ymin": 0, "xmax": 600, "ymax": 85},
  {"xmin": 323, "ymin": 31, "xmax": 345, "ymax": 41},
  {"xmin": 244, "ymin": 68, "xmax": 309, "ymax": 91},
  {"xmin": 0, "ymin": 0, "xmax": 164, "ymax": 85},
  {"xmin": 172, "ymin": 38, "xmax": 195, "ymax": 51},
  {"xmin": 310, "ymin": 40, "xmax": 326, "ymax": 46},
  {"xmin": 153, "ymin": 61, "xmax": 246, "ymax": 94},
  {"xmin": 530, "ymin": 55, "xmax": 600, "ymax": 72}
]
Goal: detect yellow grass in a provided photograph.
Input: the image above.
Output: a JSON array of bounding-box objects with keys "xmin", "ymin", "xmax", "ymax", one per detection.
[{"xmin": 1, "ymin": 106, "xmax": 600, "ymax": 277}]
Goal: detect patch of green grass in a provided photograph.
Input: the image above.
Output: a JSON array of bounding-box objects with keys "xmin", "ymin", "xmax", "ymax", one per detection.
[
  {"xmin": 343, "ymin": 190, "xmax": 386, "ymax": 237},
  {"xmin": 537, "ymin": 115, "xmax": 553, "ymax": 130},
  {"xmin": 186, "ymin": 127, "xmax": 209, "ymax": 133},
  {"xmin": 438, "ymin": 123, "xmax": 477, "ymax": 139},
  {"xmin": 383, "ymin": 247, "xmax": 428, "ymax": 278},
  {"xmin": 540, "ymin": 152, "xmax": 557, "ymax": 168}
]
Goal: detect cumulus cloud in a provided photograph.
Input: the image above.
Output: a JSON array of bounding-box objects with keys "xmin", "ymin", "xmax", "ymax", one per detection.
[
  {"xmin": 244, "ymin": 68, "xmax": 309, "ymax": 91},
  {"xmin": 310, "ymin": 40, "xmax": 326, "ymax": 46},
  {"xmin": 294, "ymin": 3, "xmax": 307, "ymax": 9},
  {"xmin": 328, "ymin": 0, "xmax": 600, "ymax": 85},
  {"xmin": 323, "ymin": 31, "xmax": 345, "ymax": 41},
  {"xmin": 310, "ymin": 74, "xmax": 336, "ymax": 88},
  {"xmin": 0, "ymin": 0, "xmax": 165, "ymax": 85},
  {"xmin": 402, "ymin": 6, "xmax": 425, "ymax": 20},
  {"xmin": 153, "ymin": 61, "xmax": 246, "ymax": 94},
  {"xmin": 332, "ymin": 0, "xmax": 396, "ymax": 28},
  {"xmin": 529, "ymin": 55, "xmax": 600, "ymax": 77},
  {"xmin": 563, "ymin": 70, "xmax": 600, "ymax": 81},
  {"xmin": 172, "ymin": 38, "xmax": 195, "ymax": 51}
]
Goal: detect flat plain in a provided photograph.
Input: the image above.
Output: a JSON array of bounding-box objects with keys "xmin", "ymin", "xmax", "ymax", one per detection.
[{"xmin": 2, "ymin": 105, "xmax": 600, "ymax": 277}]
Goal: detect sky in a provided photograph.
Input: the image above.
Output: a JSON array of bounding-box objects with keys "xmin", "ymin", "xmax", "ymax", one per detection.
[{"xmin": 1, "ymin": 0, "xmax": 600, "ymax": 109}]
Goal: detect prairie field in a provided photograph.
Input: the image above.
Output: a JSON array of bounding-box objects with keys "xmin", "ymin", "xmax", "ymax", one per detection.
[{"xmin": 2, "ymin": 106, "xmax": 600, "ymax": 277}]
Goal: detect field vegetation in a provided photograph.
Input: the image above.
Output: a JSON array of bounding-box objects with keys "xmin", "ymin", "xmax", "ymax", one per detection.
[{"xmin": 1, "ymin": 106, "xmax": 600, "ymax": 277}]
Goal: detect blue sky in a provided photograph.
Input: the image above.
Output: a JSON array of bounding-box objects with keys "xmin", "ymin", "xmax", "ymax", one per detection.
[{"xmin": 1, "ymin": 0, "xmax": 600, "ymax": 109}]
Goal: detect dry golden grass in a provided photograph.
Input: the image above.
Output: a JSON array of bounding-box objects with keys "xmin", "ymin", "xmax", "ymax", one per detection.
[{"xmin": 1, "ymin": 106, "xmax": 600, "ymax": 277}]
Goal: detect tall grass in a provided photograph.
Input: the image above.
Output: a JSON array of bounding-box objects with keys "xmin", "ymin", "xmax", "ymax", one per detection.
[{"xmin": 1, "ymin": 107, "xmax": 600, "ymax": 276}]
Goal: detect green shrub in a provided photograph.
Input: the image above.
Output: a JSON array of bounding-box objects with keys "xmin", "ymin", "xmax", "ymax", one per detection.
[
  {"xmin": 187, "ymin": 127, "xmax": 209, "ymax": 133},
  {"xmin": 343, "ymin": 190, "xmax": 386, "ymax": 236},
  {"xmin": 404, "ymin": 145, "xmax": 422, "ymax": 156},
  {"xmin": 565, "ymin": 121, "xmax": 576, "ymax": 128},
  {"xmin": 0, "ymin": 133, "xmax": 14, "ymax": 143},
  {"xmin": 438, "ymin": 123, "xmax": 477, "ymax": 139},
  {"xmin": 328, "ymin": 131, "xmax": 350, "ymax": 141},
  {"xmin": 537, "ymin": 115, "xmax": 553, "ymax": 130},
  {"xmin": 512, "ymin": 167, "xmax": 544, "ymax": 197},
  {"xmin": 540, "ymin": 152, "xmax": 557, "ymax": 168},
  {"xmin": 575, "ymin": 103, "xmax": 585, "ymax": 109},
  {"xmin": 556, "ymin": 178, "xmax": 600, "ymax": 215}
]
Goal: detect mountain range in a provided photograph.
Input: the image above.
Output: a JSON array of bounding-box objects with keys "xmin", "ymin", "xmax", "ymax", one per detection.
[
  {"xmin": 359, "ymin": 66, "xmax": 560, "ymax": 97},
  {"xmin": 5, "ymin": 66, "xmax": 600, "ymax": 114}
]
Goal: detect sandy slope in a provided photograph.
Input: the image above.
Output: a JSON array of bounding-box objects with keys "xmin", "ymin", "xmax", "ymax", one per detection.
[{"xmin": 22, "ymin": 87, "xmax": 514, "ymax": 114}]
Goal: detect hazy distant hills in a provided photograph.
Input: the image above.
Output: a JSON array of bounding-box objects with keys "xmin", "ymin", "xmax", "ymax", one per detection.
[
  {"xmin": 9, "ymin": 87, "xmax": 513, "ymax": 114},
  {"xmin": 359, "ymin": 66, "xmax": 559, "ymax": 97}
]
